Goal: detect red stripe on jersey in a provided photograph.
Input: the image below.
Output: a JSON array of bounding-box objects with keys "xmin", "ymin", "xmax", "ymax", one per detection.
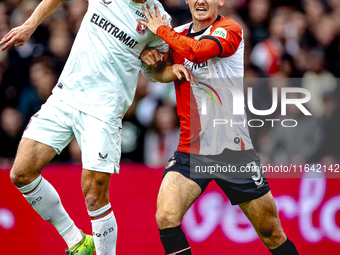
[
  {"xmin": 170, "ymin": 28, "xmax": 202, "ymax": 154},
  {"xmin": 241, "ymin": 138, "xmax": 245, "ymax": 151},
  {"xmin": 175, "ymin": 80, "xmax": 201, "ymax": 154}
]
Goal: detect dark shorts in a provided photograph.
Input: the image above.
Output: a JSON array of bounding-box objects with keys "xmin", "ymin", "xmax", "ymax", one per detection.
[{"xmin": 163, "ymin": 149, "xmax": 270, "ymax": 205}]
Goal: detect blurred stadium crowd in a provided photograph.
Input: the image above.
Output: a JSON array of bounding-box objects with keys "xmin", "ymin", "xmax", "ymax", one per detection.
[{"xmin": 0, "ymin": 0, "xmax": 340, "ymax": 167}]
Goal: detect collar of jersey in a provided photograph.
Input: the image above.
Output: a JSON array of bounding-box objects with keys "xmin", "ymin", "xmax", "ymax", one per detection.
[
  {"xmin": 187, "ymin": 15, "xmax": 221, "ymax": 37},
  {"xmin": 128, "ymin": 0, "xmax": 151, "ymax": 8}
]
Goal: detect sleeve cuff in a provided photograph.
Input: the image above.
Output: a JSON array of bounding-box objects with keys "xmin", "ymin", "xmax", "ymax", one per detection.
[{"xmin": 156, "ymin": 25, "xmax": 170, "ymax": 36}]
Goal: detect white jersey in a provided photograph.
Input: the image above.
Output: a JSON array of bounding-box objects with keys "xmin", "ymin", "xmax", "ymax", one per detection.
[
  {"xmin": 52, "ymin": 0, "xmax": 170, "ymax": 127},
  {"xmin": 166, "ymin": 16, "xmax": 253, "ymax": 155}
]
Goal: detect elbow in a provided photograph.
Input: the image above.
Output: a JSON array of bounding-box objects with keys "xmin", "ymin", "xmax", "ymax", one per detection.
[
  {"xmin": 186, "ymin": 50, "xmax": 210, "ymax": 64},
  {"xmin": 194, "ymin": 56, "xmax": 210, "ymax": 64},
  {"xmin": 186, "ymin": 54, "xmax": 207, "ymax": 64}
]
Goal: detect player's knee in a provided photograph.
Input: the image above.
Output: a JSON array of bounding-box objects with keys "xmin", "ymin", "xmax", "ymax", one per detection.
[
  {"xmin": 10, "ymin": 167, "xmax": 30, "ymax": 187},
  {"xmin": 84, "ymin": 191, "xmax": 109, "ymax": 211},
  {"xmin": 257, "ymin": 217, "xmax": 283, "ymax": 238},
  {"xmin": 156, "ymin": 208, "xmax": 181, "ymax": 229},
  {"xmin": 258, "ymin": 224, "xmax": 275, "ymax": 238},
  {"xmin": 258, "ymin": 224, "xmax": 286, "ymax": 247},
  {"xmin": 85, "ymin": 194, "xmax": 100, "ymax": 208},
  {"xmin": 82, "ymin": 170, "xmax": 110, "ymax": 209}
]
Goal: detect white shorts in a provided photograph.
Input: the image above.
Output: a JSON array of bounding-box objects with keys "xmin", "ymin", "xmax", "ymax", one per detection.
[{"xmin": 23, "ymin": 95, "xmax": 121, "ymax": 174}]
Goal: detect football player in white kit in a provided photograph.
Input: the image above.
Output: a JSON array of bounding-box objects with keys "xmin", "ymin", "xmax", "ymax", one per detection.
[{"xmin": 0, "ymin": 0, "xmax": 193, "ymax": 254}]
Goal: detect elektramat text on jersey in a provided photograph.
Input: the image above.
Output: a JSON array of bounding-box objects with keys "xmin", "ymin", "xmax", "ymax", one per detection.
[{"xmin": 90, "ymin": 13, "xmax": 139, "ymax": 49}]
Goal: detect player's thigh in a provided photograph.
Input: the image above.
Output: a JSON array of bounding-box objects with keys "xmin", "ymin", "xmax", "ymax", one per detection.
[
  {"xmin": 11, "ymin": 97, "xmax": 75, "ymax": 186},
  {"xmin": 11, "ymin": 138, "xmax": 57, "ymax": 187},
  {"xmin": 238, "ymin": 191, "xmax": 283, "ymax": 237},
  {"xmin": 74, "ymin": 112, "xmax": 121, "ymax": 174},
  {"xmin": 157, "ymin": 171, "xmax": 201, "ymax": 222},
  {"xmin": 81, "ymin": 168, "xmax": 111, "ymax": 210},
  {"xmin": 22, "ymin": 95, "xmax": 76, "ymax": 155},
  {"xmin": 214, "ymin": 149, "xmax": 270, "ymax": 205}
]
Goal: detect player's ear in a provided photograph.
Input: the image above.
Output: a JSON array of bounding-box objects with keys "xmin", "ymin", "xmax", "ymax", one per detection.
[
  {"xmin": 219, "ymin": 0, "xmax": 225, "ymax": 7},
  {"xmin": 185, "ymin": 0, "xmax": 189, "ymax": 6}
]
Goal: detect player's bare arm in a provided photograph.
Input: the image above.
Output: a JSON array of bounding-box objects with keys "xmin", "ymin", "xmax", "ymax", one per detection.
[
  {"xmin": 0, "ymin": 0, "xmax": 69, "ymax": 51},
  {"xmin": 141, "ymin": 48, "xmax": 197, "ymax": 83}
]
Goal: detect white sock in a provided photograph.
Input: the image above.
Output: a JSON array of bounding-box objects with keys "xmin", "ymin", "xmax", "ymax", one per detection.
[
  {"xmin": 89, "ymin": 203, "xmax": 117, "ymax": 255},
  {"xmin": 18, "ymin": 175, "xmax": 81, "ymax": 247},
  {"xmin": 62, "ymin": 224, "xmax": 83, "ymax": 248}
]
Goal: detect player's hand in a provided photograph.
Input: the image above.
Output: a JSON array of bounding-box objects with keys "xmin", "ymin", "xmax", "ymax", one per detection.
[
  {"xmin": 141, "ymin": 48, "xmax": 164, "ymax": 68},
  {"xmin": 137, "ymin": 4, "xmax": 169, "ymax": 34},
  {"xmin": 0, "ymin": 24, "xmax": 35, "ymax": 51},
  {"xmin": 172, "ymin": 64, "xmax": 198, "ymax": 84}
]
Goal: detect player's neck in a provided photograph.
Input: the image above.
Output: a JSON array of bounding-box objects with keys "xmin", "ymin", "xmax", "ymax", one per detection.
[
  {"xmin": 193, "ymin": 15, "xmax": 218, "ymax": 32},
  {"xmin": 132, "ymin": 0, "xmax": 147, "ymax": 3}
]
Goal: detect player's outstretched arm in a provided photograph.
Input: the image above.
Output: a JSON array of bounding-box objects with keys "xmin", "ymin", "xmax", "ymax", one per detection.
[
  {"xmin": 137, "ymin": 4, "xmax": 220, "ymax": 64},
  {"xmin": 0, "ymin": 0, "xmax": 70, "ymax": 51},
  {"xmin": 141, "ymin": 48, "xmax": 196, "ymax": 83}
]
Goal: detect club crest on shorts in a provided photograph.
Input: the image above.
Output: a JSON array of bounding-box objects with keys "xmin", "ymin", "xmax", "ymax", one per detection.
[
  {"xmin": 137, "ymin": 23, "xmax": 147, "ymax": 34},
  {"xmin": 165, "ymin": 159, "xmax": 176, "ymax": 169}
]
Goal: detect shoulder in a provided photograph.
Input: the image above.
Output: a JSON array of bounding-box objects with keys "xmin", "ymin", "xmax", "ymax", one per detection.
[
  {"xmin": 174, "ymin": 22, "xmax": 192, "ymax": 33},
  {"xmin": 211, "ymin": 16, "xmax": 242, "ymax": 35},
  {"xmin": 151, "ymin": 0, "xmax": 172, "ymax": 20}
]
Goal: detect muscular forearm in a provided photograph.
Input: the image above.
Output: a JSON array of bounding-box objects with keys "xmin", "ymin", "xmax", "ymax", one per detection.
[
  {"xmin": 0, "ymin": 0, "xmax": 70, "ymax": 50},
  {"xmin": 141, "ymin": 50, "xmax": 194, "ymax": 83},
  {"xmin": 153, "ymin": 63, "xmax": 177, "ymax": 83},
  {"xmin": 23, "ymin": 0, "xmax": 69, "ymax": 31},
  {"xmin": 141, "ymin": 51, "xmax": 177, "ymax": 83},
  {"xmin": 142, "ymin": 61, "xmax": 187, "ymax": 83}
]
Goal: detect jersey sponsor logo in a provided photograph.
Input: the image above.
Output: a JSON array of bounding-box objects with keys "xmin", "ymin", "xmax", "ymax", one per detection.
[
  {"xmin": 185, "ymin": 60, "xmax": 208, "ymax": 72},
  {"xmin": 90, "ymin": 13, "xmax": 139, "ymax": 49},
  {"xmin": 212, "ymin": 27, "xmax": 227, "ymax": 39},
  {"xmin": 137, "ymin": 23, "xmax": 147, "ymax": 34},
  {"xmin": 135, "ymin": 10, "xmax": 146, "ymax": 20}
]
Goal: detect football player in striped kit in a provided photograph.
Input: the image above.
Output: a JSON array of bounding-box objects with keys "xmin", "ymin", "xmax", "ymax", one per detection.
[{"xmin": 138, "ymin": 0, "xmax": 300, "ymax": 254}]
